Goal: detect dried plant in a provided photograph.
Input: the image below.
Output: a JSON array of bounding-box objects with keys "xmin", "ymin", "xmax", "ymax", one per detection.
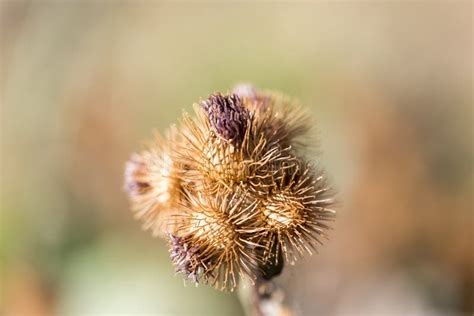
[{"xmin": 124, "ymin": 84, "xmax": 335, "ymax": 296}]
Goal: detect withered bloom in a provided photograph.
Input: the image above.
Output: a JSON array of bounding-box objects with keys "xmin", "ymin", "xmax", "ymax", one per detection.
[
  {"xmin": 257, "ymin": 161, "xmax": 335, "ymax": 263},
  {"xmin": 200, "ymin": 93, "xmax": 250, "ymax": 145},
  {"xmin": 124, "ymin": 132, "xmax": 182, "ymax": 237},
  {"xmin": 124, "ymin": 84, "xmax": 335, "ymax": 291},
  {"xmin": 172, "ymin": 189, "xmax": 261, "ymax": 291},
  {"xmin": 169, "ymin": 234, "xmax": 205, "ymax": 283}
]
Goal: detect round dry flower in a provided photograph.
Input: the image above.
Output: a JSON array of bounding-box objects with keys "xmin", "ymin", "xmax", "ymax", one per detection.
[
  {"xmin": 124, "ymin": 132, "xmax": 182, "ymax": 236},
  {"xmin": 171, "ymin": 189, "xmax": 263, "ymax": 291},
  {"xmin": 175, "ymin": 95, "xmax": 297, "ymax": 195},
  {"xmin": 124, "ymin": 84, "xmax": 336, "ymax": 291},
  {"xmin": 255, "ymin": 161, "xmax": 335, "ymax": 263}
]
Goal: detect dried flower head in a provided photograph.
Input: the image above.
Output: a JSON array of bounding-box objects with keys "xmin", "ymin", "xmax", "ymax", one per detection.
[
  {"xmin": 124, "ymin": 132, "xmax": 182, "ymax": 236},
  {"xmin": 124, "ymin": 84, "xmax": 336, "ymax": 291},
  {"xmin": 174, "ymin": 102, "xmax": 291, "ymax": 196},
  {"xmin": 256, "ymin": 161, "xmax": 335, "ymax": 263},
  {"xmin": 171, "ymin": 189, "xmax": 262, "ymax": 291}
]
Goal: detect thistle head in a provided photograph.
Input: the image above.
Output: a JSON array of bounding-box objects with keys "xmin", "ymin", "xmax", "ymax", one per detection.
[
  {"xmin": 172, "ymin": 189, "xmax": 261, "ymax": 291},
  {"xmin": 257, "ymin": 162, "xmax": 335, "ymax": 262},
  {"xmin": 124, "ymin": 133, "xmax": 182, "ymax": 236},
  {"xmin": 124, "ymin": 85, "xmax": 336, "ymax": 292}
]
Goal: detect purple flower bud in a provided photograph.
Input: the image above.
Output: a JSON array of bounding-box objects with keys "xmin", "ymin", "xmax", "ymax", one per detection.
[
  {"xmin": 169, "ymin": 234, "xmax": 203, "ymax": 284},
  {"xmin": 201, "ymin": 93, "xmax": 250, "ymax": 145}
]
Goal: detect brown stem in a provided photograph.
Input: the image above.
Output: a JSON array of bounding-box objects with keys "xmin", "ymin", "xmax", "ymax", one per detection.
[{"xmin": 238, "ymin": 275, "xmax": 293, "ymax": 316}]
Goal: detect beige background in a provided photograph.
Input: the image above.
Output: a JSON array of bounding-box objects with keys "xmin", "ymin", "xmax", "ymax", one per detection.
[{"xmin": 1, "ymin": 2, "xmax": 472, "ymax": 315}]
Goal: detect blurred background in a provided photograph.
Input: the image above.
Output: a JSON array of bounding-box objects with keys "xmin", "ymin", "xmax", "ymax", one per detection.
[{"xmin": 1, "ymin": 1, "xmax": 472, "ymax": 315}]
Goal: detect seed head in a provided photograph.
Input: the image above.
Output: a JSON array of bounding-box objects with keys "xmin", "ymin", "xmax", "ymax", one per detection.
[
  {"xmin": 172, "ymin": 189, "xmax": 262, "ymax": 291},
  {"xmin": 124, "ymin": 85, "xmax": 336, "ymax": 292},
  {"xmin": 256, "ymin": 161, "xmax": 335, "ymax": 263},
  {"xmin": 124, "ymin": 132, "xmax": 182, "ymax": 236}
]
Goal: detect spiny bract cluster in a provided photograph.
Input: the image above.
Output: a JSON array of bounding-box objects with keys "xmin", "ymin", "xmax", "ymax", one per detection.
[{"xmin": 124, "ymin": 84, "xmax": 335, "ymax": 291}]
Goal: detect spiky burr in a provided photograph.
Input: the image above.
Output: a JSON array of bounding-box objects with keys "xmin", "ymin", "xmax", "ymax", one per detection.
[{"xmin": 124, "ymin": 84, "xmax": 335, "ymax": 292}]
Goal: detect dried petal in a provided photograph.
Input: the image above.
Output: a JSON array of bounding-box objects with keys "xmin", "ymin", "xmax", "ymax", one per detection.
[{"xmin": 200, "ymin": 93, "xmax": 250, "ymax": 145}]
